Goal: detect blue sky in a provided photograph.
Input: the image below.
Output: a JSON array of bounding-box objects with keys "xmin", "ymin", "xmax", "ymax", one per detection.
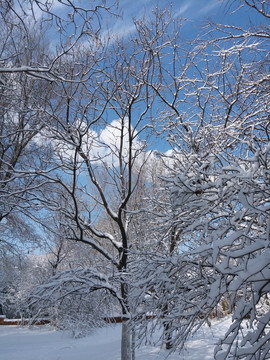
[
  {"xmin": 100, "ymin": 0, "xmax": 269, "ymax": 154},
  {"xmin": 108, "ymin": 0, "xmax": 267, "ymax": 40},
  {"xmin": 108, "ymin": 0, "xmax": 223, "ymax": 38},
  {"xmin": 38, "ymin": 0, "xmax": 268, "ymax": 156},
  {"xmin": 44, "ymin": 0, "xmax": 268, "ymax": 50},
  {"xmin": 119, "ymin": 0, "xmax": 222, "ymax": 22}
]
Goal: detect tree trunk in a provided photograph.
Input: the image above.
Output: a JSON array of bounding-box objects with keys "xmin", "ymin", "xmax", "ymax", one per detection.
[
  {"xmin": 131, "ymin": 327, "xmax": 136, "ymax": 360},
  {"xmin": 164, "ymin": 322, "xmax": 173, "ymax": 350},
  {"xmin": 121, "ymin": 319, "xmax": 131, "ymax": 360},
  {"xmin": 164, "ymin": 227, "xmax": 181, "ymax": 349}
]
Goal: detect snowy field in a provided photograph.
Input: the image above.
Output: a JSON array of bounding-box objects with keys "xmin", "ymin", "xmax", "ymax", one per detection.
[{"xmin": 1, "ymin": 317, "xmax": 232, "ymax": 360}]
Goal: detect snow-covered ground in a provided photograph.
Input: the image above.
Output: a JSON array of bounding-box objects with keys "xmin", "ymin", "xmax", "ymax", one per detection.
[{"xmin": 1, "ymin": 317, "xmax": 232, "ymax": 360}]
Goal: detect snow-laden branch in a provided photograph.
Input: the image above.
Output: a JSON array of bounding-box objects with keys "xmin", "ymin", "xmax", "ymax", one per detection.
[{"xmin": 28, "ymin": 267, "xmax": 124, "ymax": 310}]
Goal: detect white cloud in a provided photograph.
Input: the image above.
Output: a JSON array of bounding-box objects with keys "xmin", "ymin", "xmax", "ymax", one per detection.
[
  {"xmin": 32, "ymin": 117, "xmax": 169, "ymax": 184},
  {"xmin": 173, "ymin": 0, "xmax": 221, "ymax": 21},
  {"xmin": 99, "ymin": 118, "xmax": 144, "ymax": 167},
  {"xmin": 197, "ymin": 0, "xmax": 221, "ymax": 17},
  {"xmin": 107, "ymin": 22, "xmax": 137, "ymax": 41},
  {"xmin": 174, "ymin": 2, "xmax": 194, "ymax": 18},
  {"xmin": 34, "ymin": 118, "xmax": 146, "ymax": 168}
]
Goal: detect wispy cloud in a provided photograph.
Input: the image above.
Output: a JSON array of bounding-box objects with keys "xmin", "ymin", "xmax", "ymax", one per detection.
[
  {"xmin": 101, "ymin": 0, "xmax": 222, "ymax": 42},
  {"xmin": 173, "ymin": 0, "xmax": 221, "ymax": 21},
  {"xmin": 103, "ymin": 0, "xmax": 156, "ymax": 41},
  {"xmin": 104, "ymin": 22, "xmax": 137, "ymax": 41},
  {"xmin": 197, "ymin": 0, "xmax": 221, "ymax": 17},
  {"xmin": 174, "ymin": 1, "xmax": 194, "ymax": 18}
]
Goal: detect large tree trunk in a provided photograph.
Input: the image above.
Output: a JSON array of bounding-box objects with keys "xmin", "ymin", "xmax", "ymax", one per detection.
[{"xmin": 121, "ymin": 319, "xmax": 131, "ymax": 360}]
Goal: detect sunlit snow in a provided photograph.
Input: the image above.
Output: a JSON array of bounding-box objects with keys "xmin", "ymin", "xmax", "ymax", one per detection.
[{"xmin": 1, "ymin": 316, "xmax": 232, "ymax": 360}]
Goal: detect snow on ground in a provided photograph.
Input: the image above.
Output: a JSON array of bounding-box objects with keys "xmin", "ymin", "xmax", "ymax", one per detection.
[{"xmin": 1, "ymin": 316, "xmax": 232, "ymax": 360}]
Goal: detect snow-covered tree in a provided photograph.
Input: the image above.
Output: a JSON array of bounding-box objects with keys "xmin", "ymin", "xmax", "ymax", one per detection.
[
  {"xmin": 0, "ymin": 23, "xmax": 54, "ymax": 255},
  {"xmin": 2, "ymin": 1, "xmax": 269, "ymax": 359},
  {"xmin": 130, "ymin": 1, "xmax": 270, "ymax": 358},
  {"xmin": 25, "ymin": 9, "xmax": 181, "ymax": 360},
  {"xmin": 0, "ymin": 0, "xmax": 120, "ymax": 318},
  {"xmin": 27, "ymin": 266, "xmax": 121, "ymax": 336},
  {"xmin": 131, "ymin": 144, "xmax": 270, "ymax": 358},
  {"xmin": 0, "ymin": 0, "xmax": 117, "ymax": 80},
  {"xmin": 0, "ymin": 0, "xmax": 120, "ymax": 255}
]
